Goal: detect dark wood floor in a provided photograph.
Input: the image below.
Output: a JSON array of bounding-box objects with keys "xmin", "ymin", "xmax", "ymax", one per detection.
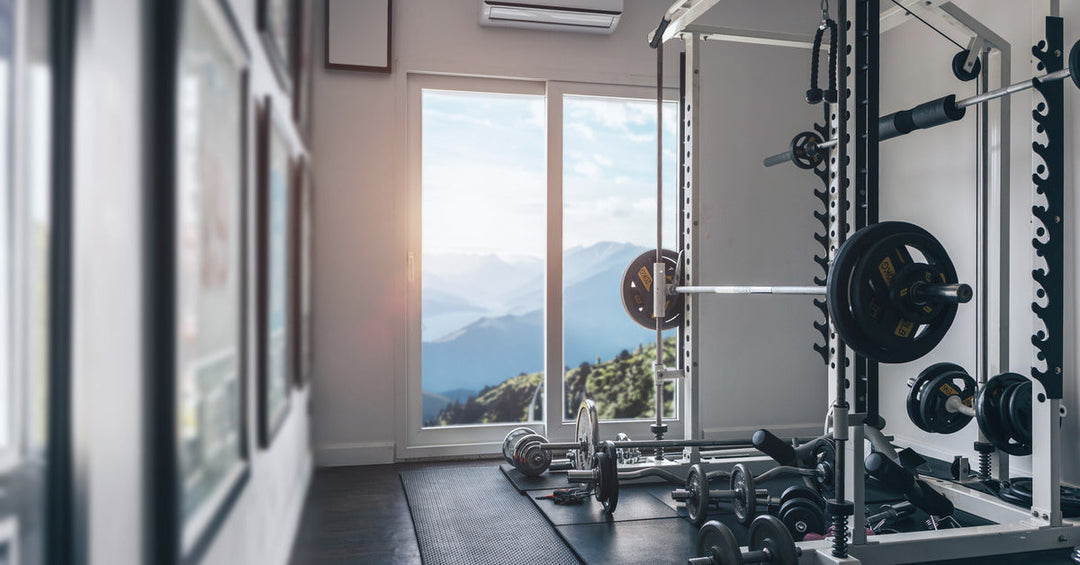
[
  {"xmin": 288, "ymin": 459, "xmax": 1078, "ymax": 565},
  {"xmin": 288, "ymin": 459, "xmax": 494, "ymax": 564}
]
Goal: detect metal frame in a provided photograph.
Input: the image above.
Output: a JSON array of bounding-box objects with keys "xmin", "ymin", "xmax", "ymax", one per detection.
[{"xmin": 648, "ymin": 1, "xmax": 1077, "ymax": 563}]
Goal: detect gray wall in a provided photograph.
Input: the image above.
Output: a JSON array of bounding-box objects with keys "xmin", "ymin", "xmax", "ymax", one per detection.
[
  {"xmin": 877, "ymin": 0, "xmax": 1080, "ymax": 484},
  {"xmin": 308, "ymin": 0, "xmax": 826, "ymax": 465},
  {"xmin": 71, "ymin": 0, "xmax": 312, "ymax": 562}
]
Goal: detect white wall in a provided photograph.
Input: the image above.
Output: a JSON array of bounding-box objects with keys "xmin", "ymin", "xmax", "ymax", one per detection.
[
  {"xmin": 309, "ymin": 0, "xmax": 827, "ymax": 465},
  {"xmin": 71, "ymin": 0, "xmax": 312, "ymax": 563},
  {"xmin": 878, "ymin": 0, "xmax": 1080, "ymax": 484}
]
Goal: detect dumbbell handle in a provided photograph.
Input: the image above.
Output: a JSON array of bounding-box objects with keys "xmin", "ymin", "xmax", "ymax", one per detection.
[
  {"xmin": 689, "ymin": 548, "xmax": 797, "ymax": 564},
  {"xmin": 944, "ymin": 395, "xmax": 976, "ymax": 418},
  {"xmin": 671, "ymin": 487, "xmax": 769, "ymax": 503},
  {"xmin": 912, "ymin": 282, "xmax": 973, "ymax": 304}
]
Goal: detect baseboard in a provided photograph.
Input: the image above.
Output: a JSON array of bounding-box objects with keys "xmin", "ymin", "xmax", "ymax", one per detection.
[{"xmin": 315, "ymin": 441, "xmax": 395, "ymax": 467}]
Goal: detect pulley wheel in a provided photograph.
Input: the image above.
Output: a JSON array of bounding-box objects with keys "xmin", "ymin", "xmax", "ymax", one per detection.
[
  {"xmin": 620, "ymin": 248, "xmax": 684, "ymax": 330},
  {"xmin": 695, "ymin": 521, "xmax": 741, "ymax": 565},
  {"xmin": 730, "ymin": 463, "xmax": 757, "ymax": 526},
  {"xmin": 575, "ymin": 399, "xmax": 599, "ymax": 470},
  {"xmin": 749, "ymin": 515, "xmax": 799, "ymax": 565},
  {"xmin": 951, "ymin": 49, "xmax": 982, "ymax": 82},
  {"xmin": 685, "ymin": 463, "xmax": 711, "ymax": 526}
]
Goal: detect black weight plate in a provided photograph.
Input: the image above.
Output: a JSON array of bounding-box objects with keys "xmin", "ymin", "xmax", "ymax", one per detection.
[
  {"xmin": 1007, "ymin": 380, "xmax": 1032, "ymax": 445},
  {"xmin": 827, "ymin": 223, "xmax": 904, "ymax": 361},
  {"xmin": 906, "ymin": 363, "xmax": 960, "ymax": 433},
  {"xmin": 790, "ymin": 130, "xmax": 826, "ymax": 170},
  {"xmin": 778, "ymin": 498, "xmax": 826, "ymax": 541},
  {"xmin": 1070, "ymin": 39, "xmax": 1080, "ymax": 91},
  {"xmin": 779, "ymin": 485, "xmax": 822, "ymax": 508},
  {"xmin": 847, "ymin": 224, "xmax": 959, "ymax": 363},
  {"xmin": 749, "ymin": 514, "xmax": 799, "ymax": 565},
  {"xmin": 919, "ymin": 366, "xmax": 975, "ymax": 435},
  {"xmin": 951, "ymin": 49, "xmax": 982, "ymax": 82},
  {"xmin": 890, "ymin": 263, "xmax": 947, "ymax": 324},
  {"xmin": 620, "ymin": 249, "xmax": 683, "ymax": 330},
  {"xmin": 807, "ymin": 438, "xmax": 836, "ymax": 501},
  {"xmin": 976, "ymin": 373, "xmax": 1032, "ymax": 456},
  {"xmin": 696, "ymin": 521, "xmax": 741, "ymax": 565},
  {"xmin": 730, "ymin": 463, "xmax": 756, "ymax": 526},
  {"xmin": 686, "ymin": 464, "xmax": 710, "ymax": 527}
]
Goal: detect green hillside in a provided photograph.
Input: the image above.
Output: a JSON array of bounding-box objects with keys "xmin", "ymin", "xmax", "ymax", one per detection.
[{"xmin": 426, "ymin": 336, "xmax": 677, "ymax": 426}]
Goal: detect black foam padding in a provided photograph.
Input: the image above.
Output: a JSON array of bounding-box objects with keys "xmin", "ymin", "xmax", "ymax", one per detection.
[
  {"xmin": 532, "ymin": 487, "xmax": 678, "ymax": 526},
  {"xmin": 401, "ymin": 467, "xmax": 580, "ymax": 565},
  {"xmin": 753, "ymin": 429, "xmax": 798, "ymax": 466},
  {"xmin": 878, "ymin": 95, "xmax": 966, "ymax": 142},
  {"xmin": 501, "ymin": 463, "xmax": 573, "ymax": 493}
]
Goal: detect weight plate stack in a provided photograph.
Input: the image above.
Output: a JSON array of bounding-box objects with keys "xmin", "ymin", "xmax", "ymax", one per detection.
[
  {"xmin": 905, "ymin": 363, "xmax": 975, "ymax": 435},
  {"xmin": 975, "ymin": 373, "xmax": 1032, "ymax": 456},
  {"xmin": 575, "ymin": 399, "xmax": 599, "ymax": 470},
  {"xmin": 502, "ymin": 427, "xmax": 536, "ymax": 465}
]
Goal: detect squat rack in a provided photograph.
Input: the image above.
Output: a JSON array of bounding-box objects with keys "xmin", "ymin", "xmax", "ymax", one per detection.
[{"xmin": 649, "ymin": 0, "xmax": 1076, "ymax": 562}]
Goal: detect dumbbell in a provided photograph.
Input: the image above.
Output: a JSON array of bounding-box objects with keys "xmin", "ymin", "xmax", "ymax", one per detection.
[
  {"xmin": 865, "ymin": 452, "xmax": 954, "ymax": 518},
  {"xmin": 752, "ymin": 430, "xmax": 836, "ymax": 500},
  {"xmin": 672, "ymin": 463, "xmax": 767, "ymax": 527},
  {"xmin": 767, "ymin": 486, "xmax": 827, "ymax": 541},
  {"xmin": 502, "ymin": 427, "xmax": 571, "ymax": 477},
  {"xmin": 690, "ymin": 515, "xmax": 801, "ymax": 565},
  {"xmin": 906, "ymin": 364, "xmax": 1033, "ymax": 456}
]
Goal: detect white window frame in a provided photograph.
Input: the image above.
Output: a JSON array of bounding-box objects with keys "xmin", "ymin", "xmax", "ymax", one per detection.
[{"xmin": 402, "ymin": 74, "xmax": 682, "ymax": 458}]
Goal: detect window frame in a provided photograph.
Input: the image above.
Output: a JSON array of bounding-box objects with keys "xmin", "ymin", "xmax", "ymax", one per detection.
[{"xmin": 403, "ymin": 75, "xmax": 682, "ymax": 458}]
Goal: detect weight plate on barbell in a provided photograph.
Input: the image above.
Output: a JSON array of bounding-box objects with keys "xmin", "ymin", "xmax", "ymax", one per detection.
[
  {"xmin": 808, "ymin": 438, "xmax": 836, "ymax": 501},
  {"xmin": 778, "ymin": 497, "xmax": 825, "ymax": 541},
  {"xmin": 749, "ymin": 514, "xmax": 799, "ymax": 565},
  {"xmin": 829, "ymin": 222, "xmax": 961, "ymax": 363},
  {"xmin": 619, "ymin": 248, "xmax": 684, "ymax": 330},
  {"xmin": 918, "ymin": 365, "xmax": 975, "ymax": 435},
  {"xmin": 790, "ymin": 130, "xmax": 827, "ymax": 170},
  {"xmin": 906, "ymin": 364, "xmax": 953, "ymax": 433},
  {"xmin": 685, "ymin": 463, "xmax": 710, "ymax": 527},
  {"xmin": 975, "ymin": 373, "xmax": 1032, "ymax": 456},
  {"xmin": 730, "ymin": 463, "xmax": 757, "ymax": 526},
  {"xmin": 513, "ymin": 434, "xmax": 552, "ymax": 477},
  {"xmin": 1007, "ymin": 379, "xmax": 1032, "ymax": 445},
  {"xmin": 695, "ymin": 521, "xmax": 742, "ymax": 565},
  {"xmin": 502, "ymin": 427, "xmax": 536, "ymax": 465},
  {"xmin": 593, "ymin": 444, "xmax": 619, "ymax": 514},
  {"xmin": 575, "ymin": 399, "xmax": 599, "ymax": 470}
]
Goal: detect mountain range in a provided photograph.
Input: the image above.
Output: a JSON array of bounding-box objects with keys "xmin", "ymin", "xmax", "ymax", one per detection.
[{"xmin": 421, "ymin": 241, "xmax": 668, "ymax": 400}]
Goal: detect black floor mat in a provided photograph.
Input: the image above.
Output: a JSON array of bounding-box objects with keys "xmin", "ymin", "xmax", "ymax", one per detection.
[
  {"xmin": 401, "ymin": 467, "xmax": 581, "ymax": 565},
  {"xmin": 501, "ymin": 463, "xmax": 571, "ymax": 492}
]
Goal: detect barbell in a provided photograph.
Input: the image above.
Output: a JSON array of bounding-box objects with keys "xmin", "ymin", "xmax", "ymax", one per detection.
[
  {"xmin": 764, "ymin": 39, "xmax": 1080, "ymax": 169},
  {"xmin": 621, "ymin": 221, "xmax": 973, "ymax": 364}
]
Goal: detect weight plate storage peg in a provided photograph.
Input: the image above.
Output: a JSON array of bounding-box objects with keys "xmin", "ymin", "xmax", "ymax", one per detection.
[
  {"xmin": 575, "ymin": 399, "xmax": 599, "ymax": 470},
  {"xmin": 827, "ymin": 221, "xmax": 971, "ymax": 363},
  {"xmin": 620, "ymin": 249, "xmax": 684, "ymax": 329}
]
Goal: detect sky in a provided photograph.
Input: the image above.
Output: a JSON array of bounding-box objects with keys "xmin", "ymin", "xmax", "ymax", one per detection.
[{"xmin": 421, "ymin": 89, "xmax": 678, "ymax": 259}]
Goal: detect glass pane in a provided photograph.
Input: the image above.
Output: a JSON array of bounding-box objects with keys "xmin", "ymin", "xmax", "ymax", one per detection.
[
  {"xmin": 0, "ymin": 0, "xmax": 12, "ymax": 452},
  {"xmin": 562, "ymin": 95, "xmax": 678, "ymax": 421},
  {"xmin": 175, "ymin": 0, "xmax": 245, "ymax": 525},
  {"xmin": 420, "ymin": 88, "xmax": 545, "ymax": 427}
]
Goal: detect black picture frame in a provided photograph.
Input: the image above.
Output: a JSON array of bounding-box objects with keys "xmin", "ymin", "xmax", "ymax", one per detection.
[
  {"xmin": 256, "ymin": 95, "xmax": 295, "ymax": 447},
  {"xmin": 257, "ymin": 0, "xmax": 296, "ymax": 93},
  {"xmin": 324, "ymin": 0, "xmax": 392, "ymax": 73},
  {"xmin": 146, "ymin": 0, "xmax": 252, "ymax": 563},
  {"xmin": 292, "ymin": 156, "xmax": 313, "ymax": 388}
]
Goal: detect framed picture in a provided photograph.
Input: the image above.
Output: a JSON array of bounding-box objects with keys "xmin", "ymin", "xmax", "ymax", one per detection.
[
  {"xmin": 325, "ymin": 0, "xmax": 392, "ymax": 73},
  {"xmin": 292, "ymin": 0, "xmax": 312, "ymax": 141},
  {"xmin": 257, "ymin": 0, "xmax": 296, "ymax": 92},
  {"xmin": 166, "ymin": 0, "xmax": 251, "ymax": 561},
  {"xmin": 256, "ymin": 95, "xmax": 294, "ymax": 446},
  {"xmin": 292, "ymin": 157, "xmax": 313, "ymax": 388}
]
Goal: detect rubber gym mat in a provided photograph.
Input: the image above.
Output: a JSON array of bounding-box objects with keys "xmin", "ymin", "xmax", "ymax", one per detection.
[
  {"xmin": 556, "ymin": 517, "xmax": 700, "ymax": 564},
  {"xmin": 501, "ymin": 463, "xmax": 572, "ymax": 492},
  {"xmin": 531, "ymin": 486, "xmax": 680, "ymax": 526},
  {"xmin": 401, "ymin": 467, "xmax": 581, "ymax": 565}
]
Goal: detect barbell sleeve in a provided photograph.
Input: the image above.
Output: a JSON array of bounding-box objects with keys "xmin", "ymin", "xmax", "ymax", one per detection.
[
  {"xmin": 674, "ymin": 285, "xmax": 826, "ymax": 295},
  {"xmin": 944, "ymin": 395, "xmax": 976, "ymax": 418},
  {"xmin": 913, "ymin": 282, "xmax": 973, "ymax": 304},
  {"xmin": 763, "ymin": 150, "xmax": 796, "ymax": 167}
]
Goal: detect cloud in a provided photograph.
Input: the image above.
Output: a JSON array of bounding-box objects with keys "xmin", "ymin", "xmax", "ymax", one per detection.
[
  {"xmin": 567, "ymin": 123, "xmax": 595, "ymax": 141},
  {"xmin": 573, "ymin": 160, "xmax": 602, "ymax": 178},
  {"xmin": 593, "ymin": 153, "xmax": 613, "ymax": 167}
]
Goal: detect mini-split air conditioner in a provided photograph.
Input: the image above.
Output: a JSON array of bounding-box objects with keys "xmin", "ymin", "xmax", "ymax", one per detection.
[{"xmin": 479, "ymin": 0, "xmax": 624, "ymax": 35}]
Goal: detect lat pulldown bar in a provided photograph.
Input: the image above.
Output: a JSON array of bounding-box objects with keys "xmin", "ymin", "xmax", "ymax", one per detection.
[{"xmin": 763, "ymin": 42, "xmax": 1080, "ymax": 168}]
